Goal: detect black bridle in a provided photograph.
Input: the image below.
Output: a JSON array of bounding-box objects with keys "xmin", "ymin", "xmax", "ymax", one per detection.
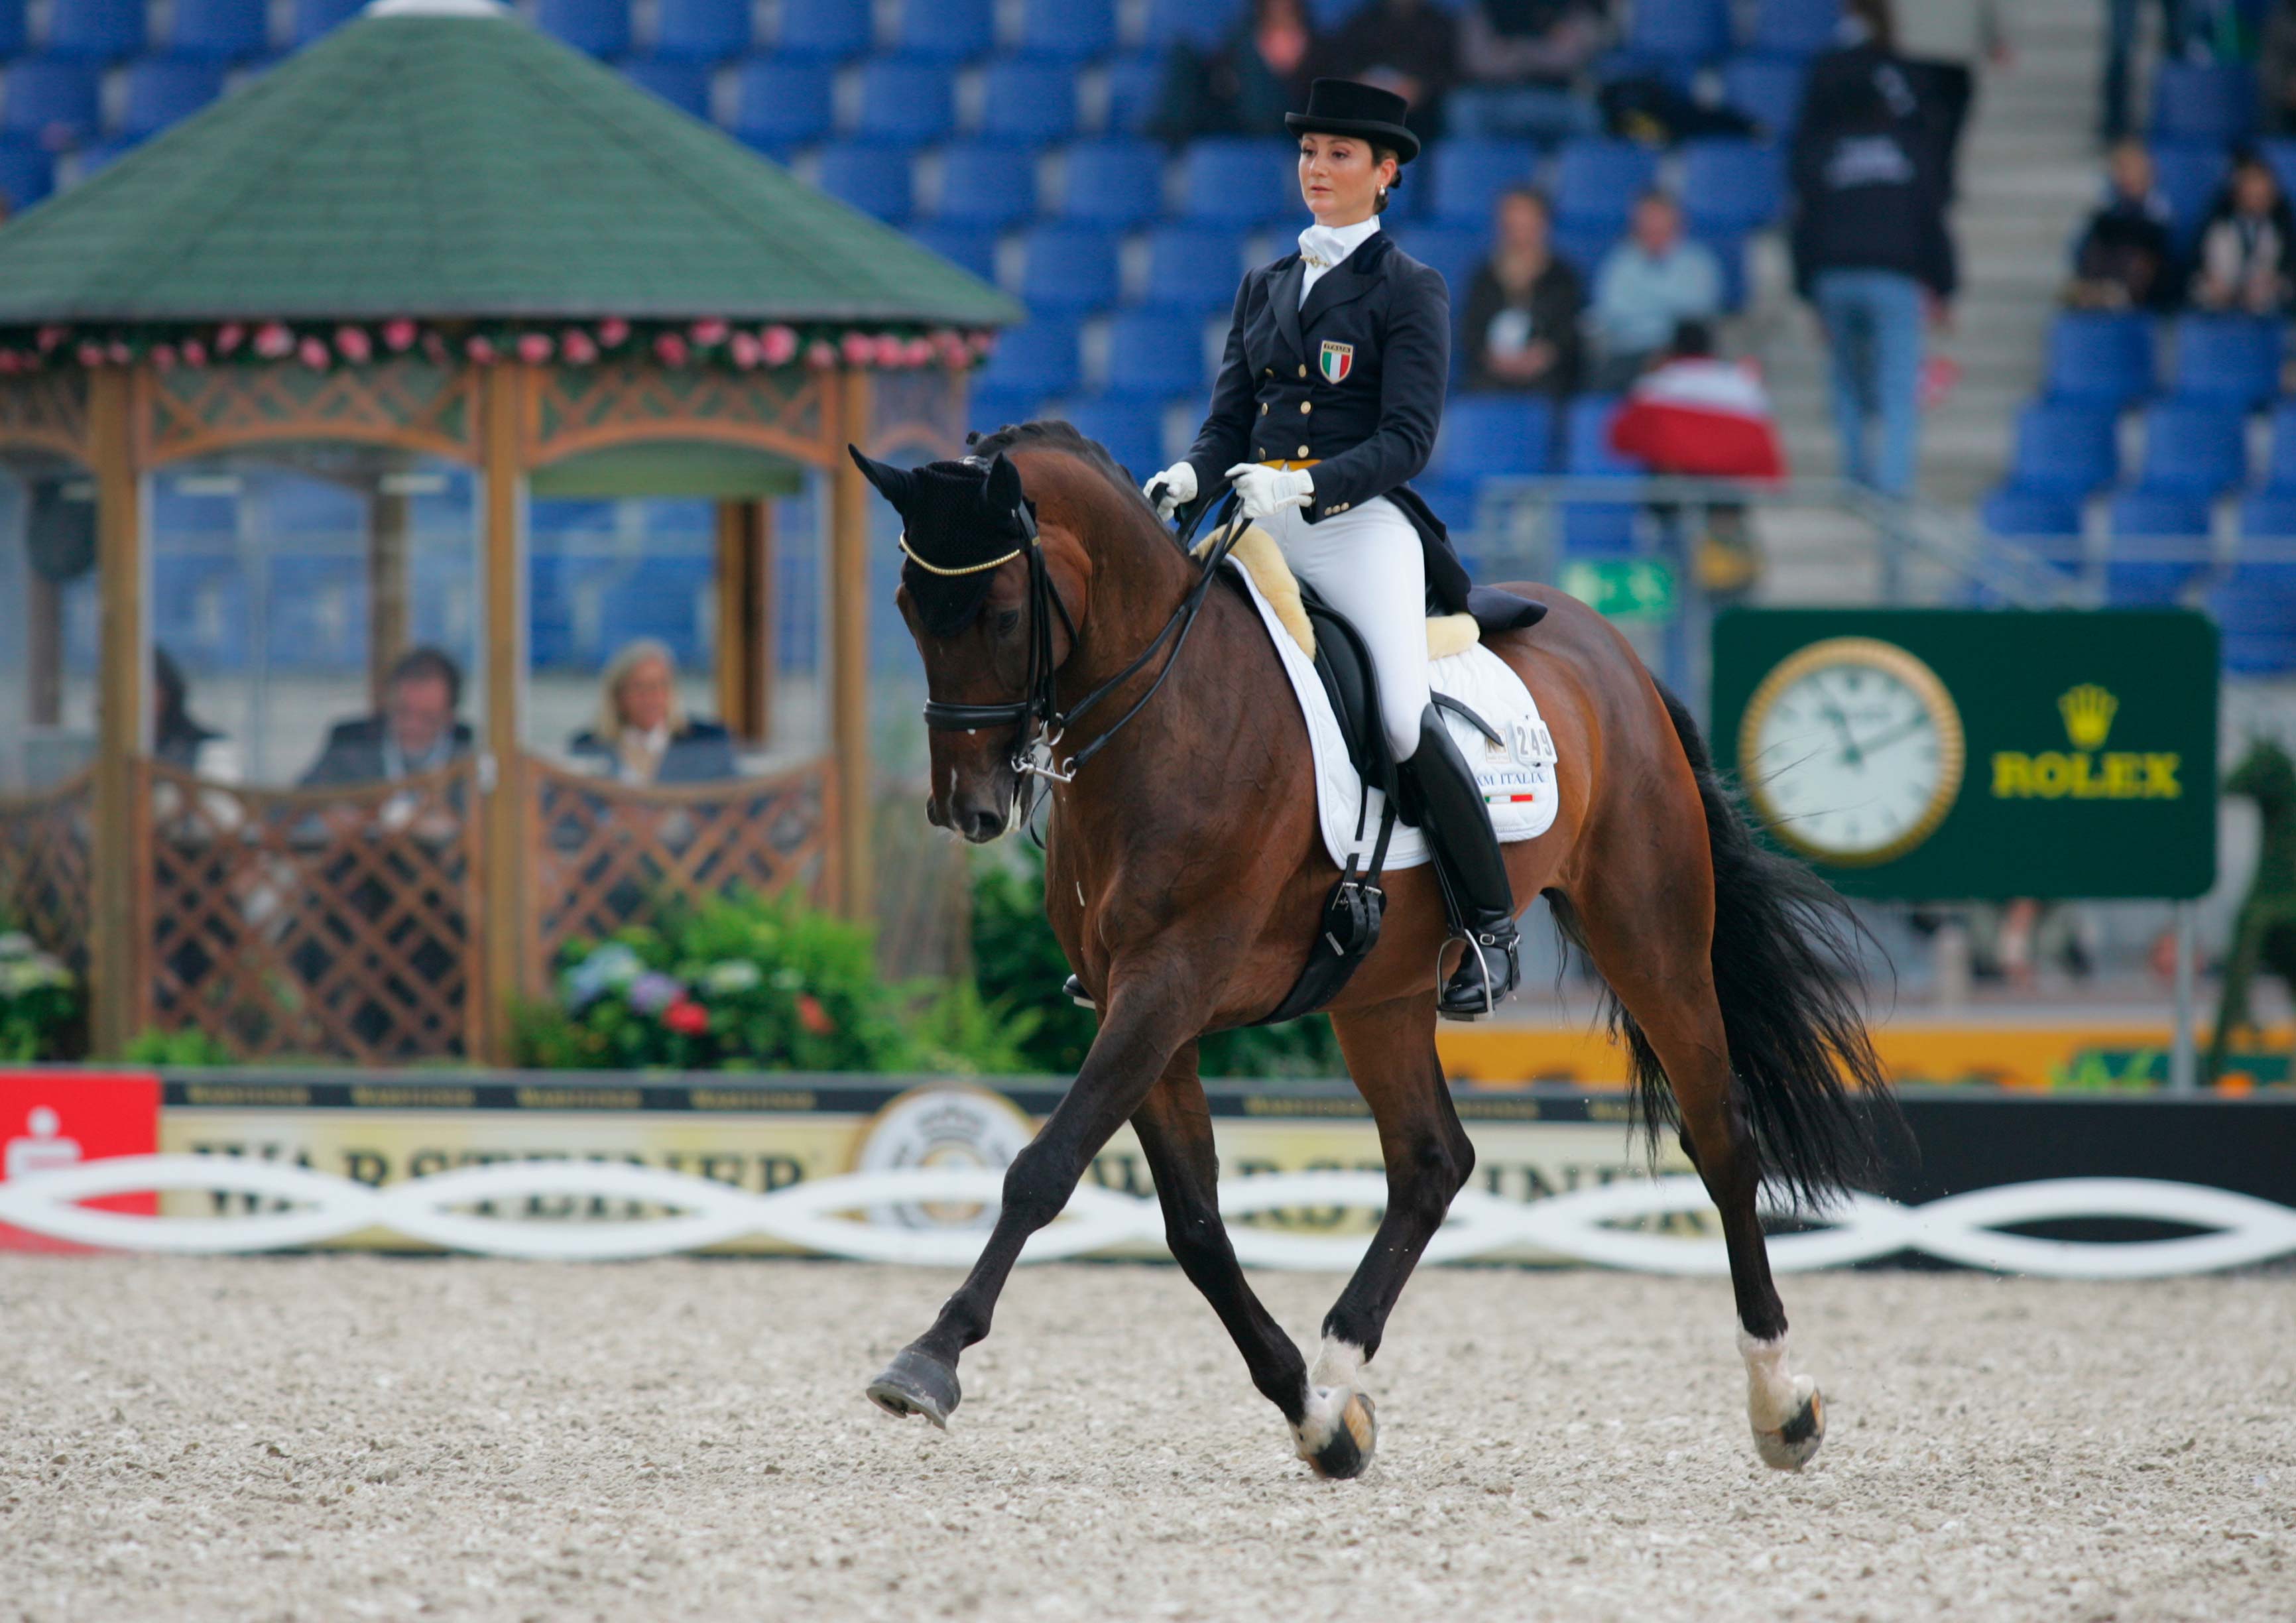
[{"xmin": 920, "ymin": 489, "xmax": 1244, "ymax": 799}]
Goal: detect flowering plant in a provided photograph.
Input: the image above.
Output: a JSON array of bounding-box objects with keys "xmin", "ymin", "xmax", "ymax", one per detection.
[{"xmin": 0, "ymin": 930, "xmax": 83, "ymax": 1061}]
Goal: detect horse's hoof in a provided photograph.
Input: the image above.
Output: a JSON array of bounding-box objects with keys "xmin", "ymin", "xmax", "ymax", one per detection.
[
  {"xmin": 1752, "ymin": 1387, "xmax": 1824, "ymax": 1471},
  {"xmin": 1294, "ymin": 1388, "xmax": 1378, "ymax": 1480},
  {"xmin": 865, "ymin": 1348, "xmax": 961, "ymax": 1430}
]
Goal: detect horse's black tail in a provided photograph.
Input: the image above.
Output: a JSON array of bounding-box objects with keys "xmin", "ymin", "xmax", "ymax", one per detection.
[{"xmin": 1555, "ymin": 683, "xmax": 1904, "ymax": 1209}]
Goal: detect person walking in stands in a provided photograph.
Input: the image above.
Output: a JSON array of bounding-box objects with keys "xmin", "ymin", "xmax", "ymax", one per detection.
[
  {"xmin": 1791, "ymin": 0, "xmax": 1957, "ymax": 498},
  {"xmin": 1894, "ymin": 0, "xmax": 2005, "ymax": 198},
  {"xmin": 1461, "ymin": 186, "xmax": 1585, "ymax": 396},
  {"xmin": 1140, "ymin": 78, "xmax": 1541, "ymax": 1018}
]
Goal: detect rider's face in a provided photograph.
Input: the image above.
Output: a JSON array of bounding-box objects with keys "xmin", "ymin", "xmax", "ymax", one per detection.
[{"xmin": 1298, "ymin": 134, "xmax": 1394, "ymax": 227}]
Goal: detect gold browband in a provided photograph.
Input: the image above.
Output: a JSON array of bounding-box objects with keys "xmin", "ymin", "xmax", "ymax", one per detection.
[{"xmin": 897, "ymin": 533, "xmax": 1024, "ymax": 576}]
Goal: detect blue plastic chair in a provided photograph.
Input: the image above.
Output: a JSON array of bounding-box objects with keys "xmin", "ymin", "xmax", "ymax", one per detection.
[
  {"xmin": 1980, "ymin": 487, "xmax": 2085, "ymax": 553},
  {"xmin": 977, "ymin": 320, "xmax": 1083, "ymax": 398},
  {"xmin": 815, "ymin": 144, "xmax": 915, "ymax": 221},
  {"xmin": 936, "ymin": 141, "xmax": 1039, "ymax": 228},
  {"xmin": 2132, "ymin": 400, "xmax": 2248, "ymax": 494},
  {"xmin": 1559, "ymin": 504, "xmax": 1640, "ymax": 557},
  {"xmin": 967, "ymin": 386, "xmax": 1043, "ymax": 437},
  {"xmin": 2244, "ymin": 489, "xmax": 2296, "ymax": 537},
  {"xmin": 908, "ymin": 222, "xmax": 1001, "ymax": 282},
  {"xmin": 1719, "ymin": 54, "xmax": 1808, "ymax": 137},
  {"xmin": 978, "ymin": 56, "xmax": 1077, "ymax": 143},
  {"xmin": 1550, "ymin": 219, "xmax": 1618, "ymax": 277},
  {"xmin": 1102, "ymin": 51, "xmax": 1166, "ymax": 135},
  {"xmin": 1396, "ymin": 224, "xmax": 1484, "ymax": 298},
  {"xmin": 2262, "ymin": 402, "xmax": 2296, "ymax": 492},
  {"xmin": 290, "ymin": 0, "xmax": 363, "ymax": 48},
  {"xmin": 852, "ymin": 58, "xmax": 955, "ymax": 145},
  {"xmin": 1625, "ymin": 0, "xmax": 1732, "ymax": 64},
  {"xmin": 1146, "ymin": 0, "xmax": 1242, "ymax": 50},
  {"xmin": 1434, "ymin": 396, "xmax": 1554, "ymax": 479},
  {"xmin": 1057, "ymin": 396, "xmax": 1169, "ymax": 477},
  {"xmin": 2043, "ymin": 312, "xmax": 2157, "ymax": 408},
  {"xmin": 119, "ymin": 58, "xmax": 225, "ymax": 139},
  {"xmin": 1749, "ymin": 0, "xmax": 1838, "ymax": 57},
  {"xmin": 1565, "ymin": 396, "xmax": 1643, "ymax": 477},
  {"xmin": 0, "ymin": 0, "xmax": 25, "ymax": 56},
  {"xmin": 2208, "ymin": 560, "xmax": 2296, "ymax": 673},
  {"xmin": 2006, "ymin": 402, "xmax": 2120, "ymax": 496},
  {"xmin": 776, "ymin": 0, "xmax": 873, "ymax": 61},
  {"xmin": 1060, "ymin": 138, "xmax": 1164, "ymax": 227},
  {"xmin": 168, "ymin": 0, "xmax": 265, "ymax": 62},
  {"xmin": 1553, "ymin": 139, "xmax": 1660, "ymax": 233},
  {"xmin": 1139, "ymin": 224, "xmax": 1242, "ymax": 312},
  {"xmin": 2151, "ymin": 62, "xmax": 2256, "ymax": 145},
  {"xmin": 538, "ymin": 0, "xmax": 629, "ymax": 57},
  {"xmin": 0, "ymin": 143, "xmax": 54, "ymax": 208},
  {"xmin": 2104, "ymin": 489, "xmax": 2212, "ymax": 605},
  {"xmin": 620, "ymin": 59, "xmax": 709, "ymax": 119},
  {"xmin": 2, "ymin": 60, "xmax": 100, "ymax": 145},
  {"xmin": 2148, "ymin": 141, "xmax": 2231, "ymax": 249},
  {"xmin": 44, "ymin": 0, "xmax": 145, "ymax": 59},
  {"xmin": 1699, "ymin": 231, "xmax": 1749, "ymax": 312},
  {"xmin": 1681, "ymin": 139, "xmax": 1783, "ymax": 234},
  {"xmin": 2170, "ymin": 315, "xmax": 2284, "ymax": 408},
  {"xmin": 1017, "ymin": 223, "xmax": 1120, "ymax": 313},
  {"xmin": 1427, "ymin": 137, "xmax": 1539, "ymax": 227},
  {"xmin": 1018, "ymin": 0, "xmax": 1117, "ymax": 62},
  {"xmin": 894, "ymin": 0, "xmax": 993, "ymax": 61},
  {"xmin": 1179, "ymin": 138, "xmax": 1294, "ymax": 229},
  {"xmin": 730, "ymin": 59, "xmax": 835, "ymax": 152},
  {"xmin": 652, "ymin": 0, "xmax": 749, "ymax": 61},
  {"xmin": 1099, "ymin": 309, "xmax": 1208, "ymax": 399}
]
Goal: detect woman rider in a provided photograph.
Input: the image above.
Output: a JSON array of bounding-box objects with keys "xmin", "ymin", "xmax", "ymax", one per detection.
[{"xmin": 1142, "ymin": 78, "xmax": 1538, "ymax": 1019}]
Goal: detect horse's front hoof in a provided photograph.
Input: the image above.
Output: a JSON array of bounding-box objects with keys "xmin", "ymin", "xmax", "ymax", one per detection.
[
  {"xmin": 1751, "ymin": 1387, "xmax": 1824, "ymax": 1471},
  {"xmin": 1293, "ymin": 1388, "xmax": 1377, "ymax": 1480},
  {"xmin": 865, "ymin": 1347, "xmax": 961, "ymax": 1430}
]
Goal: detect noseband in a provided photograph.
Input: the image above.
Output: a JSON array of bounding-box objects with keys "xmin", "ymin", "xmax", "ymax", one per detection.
[{"xmin": 918, "ymin": 492, "xmax": 1243, "ymax": 799}]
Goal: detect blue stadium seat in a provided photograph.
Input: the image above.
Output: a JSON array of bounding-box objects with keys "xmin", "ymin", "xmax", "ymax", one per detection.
[
  {"xmin": 1099, "ymin": 309, "xmax": 1207, "ymax": 399},
  {"xmin": 2242, "ymin": 489, "xmax": 2296, "ymax": 536},
  {"xmin": 1550, "ymin": 219, "xmax": 1618, "ymax": 277},
  {"xmin": 1553, "ymin": 139, "xmax": 1660, "ymax": 233},
  {"xmin": 729, "ymin": 59, "xmax": 835, "ymax": 152},
  {"xmin": 0, "ymin": 143, "xmax": 54, "ymax": 208},
  {"xmin": 2170, "ymin": 315, "xmax": 2283, "ymax": 408},
  {"xmin": 0, "ymin": 0, "xmax": 25, "ymax": 57},
  {"xmin": 169, "ymin": 0, "xmax": 265, "ymax": 62},
  {"xmin": 978, "ymin": 57, "xmax": 1077, "ymax": 143},
  {"xmin": 44, "ymin": 0, "xmax": 145, "ymax": 59},
  {"xmin": 776, "ymin": 0, "xmax": 873, "ymax": 61},
  {"xmin": 1057, "ymin": 396, "xmax": 1167, "ymax": 477},
  {"xmin": 1565, "ymin": 396, "xmax": 1643, "ymax": 477},
  {"xmin": 1681, "ymin": 139, "xmax": 1783, "ymax": 235},
  {"xmin": 1624, "ymin": 0, "xmax": 1732, "ymax": 64},
  {"xmin": 1018, "ymin": 0, "xmax": 1117, "ymax": 62},
  {"xmin": 967, "ymin": 385, "xmax": 1042, "ymax": 436},
  {"xmin": 120, "ymin": 58, "xmax": 225, "ymax": 139},
  {"xmin": 1060, "ymin": 138, "xmax": 1164, "ymax": 226},
  {"xmin": 538, "ymin": 0, "xmax": 629, "ymax": 57},
  {"xmin": 1427, "ymin": 137, "xmax": 1539, "ymax": 227},
  {"xmin": 1017, "ymin": 223, "xmax": 1120, "ymax": 312},
  {"xmin": 2104, "ymin": 489, "xmax": 2211, "ymax": 605},
  {"xmin": 1434, "ymin": 395, "xmax": 1554, "ymax": 479},
  {"xmin": 1139, "ymin": 223, "xmax": 1242, "ymax": 312},
  {"xmin": 2149, "ymin": 141, "xmax": 2230, "ymax": 249},
  {"xmin": 908, "ymin": 222, "xmax": 1000, "ymax": 281},
  {"xmin": 1719, "ymin": 54, "xmax": 1808, "ymax": 137},
  {"xmin": 2208, "ymin": 560, "xmax": 2296, "ymax": 674},
  {"xmin": 290, "ymin": 0, "xmax": 363, "ymax": 48},
  {"xmin": 935, "ymin": 141, "xmax": 1038, "ymax": 227},
  {"xmin": 2133, "ymin": 400, "xmax": 2247, "ymax": 494},
  {"xmin": 2262, "ymin": 402, "xmax": 2296, "ymax": 491},
  {"xmin": 1699, "ymin": 231, "xmax": 1749, "ymax": 312},
  {"xmin": 894, "ymin": 0, "xmax": 993, "ymax": 61},
  {"xmin": 1147, "ymin": 0, "xmax": 1242, "ymax": 49},
  {"xmin": 652, "ymin": 0, "xmax": 749, "ymax": 61},
  {"xmin": 1396, "ymin": 224, "xmax": 1484, "ymax": 297},
  {"xmin": 2043, "ymin": 312, "xmax": 2156, "ymax": 408},
  {"xmin": 2005, "ymin": 402, "xmax": 2119, "ymax": 496},
  {"xmin": 2151, "ymin": 62, "xmax": 2256, "ymax": 145},
  {"xmin": 814, "ymin": 144, "xmax": 914, "ymax": 221},
  {"xmin": 1980, "ymin": 488, "xmax": 2085, "ymax": 556},
  {"xmin": 2, "ymin": 60, "xmax": 99, "ymax": 145},
  {"xmin": 1559, "ymin": 504, "xmax": 1639, "ymax": 557},
  {"xmin": 976, "ymin": 320, "xmax": 1083, "ymax": 398},
  {"xmin": 852, "ymin": 59, "xmax": 955, "ymax": 145},
  {"xmin": 1179, "ymin": 137, "xmax": 1294, "ymax": 229},
  {"xmin": 1102, "ymin": 51, "xmax": 1165, "ymax": 135},
  {"xmin": 1749, "ymin": 0, "xmax": 1838, "ymax": 57},
  {"xmin": 620, "ymin": 59, "xmax": 709, "ymax": 119}
]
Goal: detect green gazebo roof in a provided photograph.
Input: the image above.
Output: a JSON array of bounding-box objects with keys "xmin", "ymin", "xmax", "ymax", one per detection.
[{"xmin": 0, "ymin": 0, "xmax": 1022, "ymax": 329}]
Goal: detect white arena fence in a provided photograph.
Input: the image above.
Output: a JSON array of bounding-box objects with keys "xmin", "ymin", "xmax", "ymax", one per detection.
[{"xmin": 1, "ymin": 1158, "xmax": 2294, "ymax": 1279}]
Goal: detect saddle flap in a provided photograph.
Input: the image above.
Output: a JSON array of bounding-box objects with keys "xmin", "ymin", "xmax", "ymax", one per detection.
[{"xmin": 1299, "ymin": 583, "xmax": 1398, "ymax": 802}]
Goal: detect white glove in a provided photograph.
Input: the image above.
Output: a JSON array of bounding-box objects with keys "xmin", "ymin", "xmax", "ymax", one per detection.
[
  {"xmin": 1143, "ymin": 462, "xmax": 1196, "ymax": 521},
  {"xmin": 1224, "ymin": 462, "xmax": 1314, "ymax": 521}
]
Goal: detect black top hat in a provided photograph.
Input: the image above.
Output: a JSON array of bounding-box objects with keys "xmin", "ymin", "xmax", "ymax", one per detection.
[{"xmin": 1285, "ymin": 78, "xmax": 1421, "ymax": 165}]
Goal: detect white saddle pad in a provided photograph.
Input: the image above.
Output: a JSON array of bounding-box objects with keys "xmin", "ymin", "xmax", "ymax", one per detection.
[{"xmin": 1225, "ymin": 558, "xmax": 1561, "ymax": 874}]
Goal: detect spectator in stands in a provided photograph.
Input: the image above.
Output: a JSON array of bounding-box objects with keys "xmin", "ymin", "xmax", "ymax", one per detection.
[
  {"xmin": 152, "ymin": 647, "xmax": 237, "ymax": 779},
  {"xmin": 1790, "ymin": 0, "xmax": 1955, "ymax": 497},
  {"xmin": 1152, "ymin": 0, "xmax": 1316, "ymax": 143},
  {"xmin": 1446, "ymin": 1, "xmax": 1607, "ymax": 141},
  {"xmin": 2104, "ymin": 0, "xmax": 2189, "ymax": 141},
  {"xmin": 1894, "ymin": 0, "xmax": 2005, "ymax": 198},
  {"xmin": 1589, "ymin": 189, "xmax": 1723, "ymax": 391},
  {"xmin": 570, "ymin": 640, "xmax": 737, "ymax": 786},
  {"xmin": 1305, "ymin": 0, "xmax": 1459, "ymax": 133},
  {"xmin": 300, "ymin": 646, "xmax": 473, "ymax": 786},
  {"xmin": 2067, "ymin": 139, "xmax": 2181, "ymax": 310},
  {"xmin": 2191, "ymin": 150, "xmax": 2296, "ymax": 314},
  {"xmin": 1461, "ymin": 188, "xmax": 1585, "ymax": 395}
]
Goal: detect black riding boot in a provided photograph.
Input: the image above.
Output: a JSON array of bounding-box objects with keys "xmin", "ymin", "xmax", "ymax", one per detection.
[{"xmin": 1400, "ymin": 705, "xmax": 1522, "ymax": 1021}]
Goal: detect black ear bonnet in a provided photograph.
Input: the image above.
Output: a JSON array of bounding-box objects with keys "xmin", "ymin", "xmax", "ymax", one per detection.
[{"xmin": 849, "ymin": 447, "xmax": 1036, "ymax": 636}]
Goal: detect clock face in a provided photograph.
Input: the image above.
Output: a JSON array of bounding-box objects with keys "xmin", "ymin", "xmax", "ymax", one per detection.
[{"xmin": 1739, "ymin": 638, "xmax": 1966, "ymax": 866}]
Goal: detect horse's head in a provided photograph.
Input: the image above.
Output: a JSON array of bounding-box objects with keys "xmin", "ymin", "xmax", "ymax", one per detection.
[
  {"xmin": 2227, "ymin": 736, "xmax": 2296, "ymax": 810},
  {"xmin": 850, "ymin": 444, "xmax": 1089, "ymax": 843}
]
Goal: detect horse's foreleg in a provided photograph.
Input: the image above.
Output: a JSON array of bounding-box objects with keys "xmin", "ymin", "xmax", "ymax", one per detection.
[
  {"xmin": 865, "ymin": 975, "xmax": 1197, "ymax": 1429},
  {"xmin": 1293, "ymin": 991, "xmax": 1473, "ymax": 1479}
]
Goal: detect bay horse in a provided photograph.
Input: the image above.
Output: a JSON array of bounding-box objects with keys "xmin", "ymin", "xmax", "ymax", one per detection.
[{"xmin": 853, "ymin": 421, "xmax": 1895, "ymax": 1478}]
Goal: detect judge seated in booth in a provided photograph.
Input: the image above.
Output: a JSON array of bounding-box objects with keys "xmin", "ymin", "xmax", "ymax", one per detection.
[
  {"xmin": 299, "ymin": 646, "xmax": 474, "ymax": 788},
  {"xmin": 568, "ymin": 640, "xmax": 737, "ymax": 786}
]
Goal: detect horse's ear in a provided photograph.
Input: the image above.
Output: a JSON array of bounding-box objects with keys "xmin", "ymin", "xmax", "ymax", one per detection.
[
  {"xmin": 983, "ymin": 451, "xmax": 1025, "ymax": 515},
  {"xmin": 847, "ymin": 445, "xmax": 917, "ymax": 513}
]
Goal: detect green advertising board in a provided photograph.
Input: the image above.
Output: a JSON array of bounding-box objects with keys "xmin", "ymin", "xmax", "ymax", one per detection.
[{"xmin": 1711, "ymin": 609, "xmax": 2218, "ymax": 900}]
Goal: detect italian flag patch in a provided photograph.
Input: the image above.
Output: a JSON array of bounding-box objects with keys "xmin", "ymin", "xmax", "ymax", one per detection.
[{"xmin": 1319, "ymin": 341, "xmax": 1354, "ymax": 384}]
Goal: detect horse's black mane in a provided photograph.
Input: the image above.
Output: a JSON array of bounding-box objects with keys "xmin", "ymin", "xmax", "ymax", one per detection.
[{"xmin": 967, "ymin": 418, "xmax": 1159, "ymax": 518}]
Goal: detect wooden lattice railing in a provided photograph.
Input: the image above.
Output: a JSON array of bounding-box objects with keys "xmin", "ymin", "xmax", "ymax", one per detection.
[
  {"xmin": 140, "ymin": 760, "xmax": 481, "ymax": 1061},
  {"xmin": 0, "ymin": 770, "xmax": 93, "ymax": 977},
  {"xmin": 524, "ymin": 756, "xmax": 838, "ymax": 983}
]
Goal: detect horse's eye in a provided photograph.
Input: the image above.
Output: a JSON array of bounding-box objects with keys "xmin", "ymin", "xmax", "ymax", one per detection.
[{"xmin": 994, "ymin": 609, "xmax": 1022, "ymax": 636}]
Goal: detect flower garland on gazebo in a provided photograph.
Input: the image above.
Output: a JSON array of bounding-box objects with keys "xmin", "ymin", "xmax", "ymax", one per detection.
[{"xmin": 0, "ymin": 318, "xmax": 998, "ymax": 375}]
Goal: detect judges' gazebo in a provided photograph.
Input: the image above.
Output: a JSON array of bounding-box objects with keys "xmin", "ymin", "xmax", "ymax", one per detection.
[{"xmin": 0, "ymin": 0, "xmax": 1019, "ymax": 1061}]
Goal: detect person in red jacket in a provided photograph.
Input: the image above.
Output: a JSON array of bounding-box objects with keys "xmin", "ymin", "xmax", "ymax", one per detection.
[{"xmin": 1606, "ymin": 322, "xmax": 1785, "ymax": 593}]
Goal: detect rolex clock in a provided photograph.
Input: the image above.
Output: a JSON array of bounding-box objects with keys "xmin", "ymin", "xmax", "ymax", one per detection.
[{"xmin": 1736, "ymin": 636, "xmax": 1966, "ymax": 867}]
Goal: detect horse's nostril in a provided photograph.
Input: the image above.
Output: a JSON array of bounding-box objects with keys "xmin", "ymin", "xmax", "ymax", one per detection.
[{"xmin": 964, "ymin": 809, "xmax": 1004, "ymax": 843}]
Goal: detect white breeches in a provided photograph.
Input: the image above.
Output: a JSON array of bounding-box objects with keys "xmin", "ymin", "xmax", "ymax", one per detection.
[{"xmin": 1259, "ymin": 496, "xmax": 1431, "ymax": 760}]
